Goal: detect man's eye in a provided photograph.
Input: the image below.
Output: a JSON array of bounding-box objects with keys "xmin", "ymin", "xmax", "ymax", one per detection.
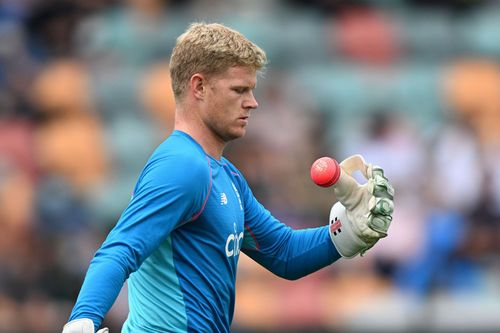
[{"xmin": 233, "ymin": 88, "xmax": 246, "ymax": 94}]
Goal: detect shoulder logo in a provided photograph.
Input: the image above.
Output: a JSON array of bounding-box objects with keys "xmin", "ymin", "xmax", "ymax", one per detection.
[
  {"xmin": 221, "ymin": 192, "xmax": 228, "ymax": 205},
  {"xmin": 231, "ymin": 182, "xmax": 243, "ymax": 211}
]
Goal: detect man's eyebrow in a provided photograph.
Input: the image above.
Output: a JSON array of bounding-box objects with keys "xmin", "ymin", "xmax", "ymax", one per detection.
[
  {"xmin": 233, "ymin": 82, "xmax": 256, "ymax": 88},
  {"xmin": 231, "ymin": 84, "xmax": 255, "ymax": 90}
]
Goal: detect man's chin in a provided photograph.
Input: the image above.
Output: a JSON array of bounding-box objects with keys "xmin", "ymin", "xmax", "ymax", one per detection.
[{"xmin": 224, "ymin": 128, "xmax": 246, "ymax": 142}]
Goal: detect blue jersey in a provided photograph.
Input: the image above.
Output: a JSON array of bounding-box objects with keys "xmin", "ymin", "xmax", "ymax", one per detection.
[{"xmin": 69, "ymin": 130, "xmax": 340, "ymax": 332}]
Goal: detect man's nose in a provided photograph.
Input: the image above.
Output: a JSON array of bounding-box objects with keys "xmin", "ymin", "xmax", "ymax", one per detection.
[{"xmin": 244, "ymin": 92, "xmax": 258, "ymax": 109}]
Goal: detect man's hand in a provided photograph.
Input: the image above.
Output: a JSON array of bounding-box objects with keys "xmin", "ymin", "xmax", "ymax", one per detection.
[
  {"xmin": 62, "ymin": 319, "xmax": 109, "ymax": 333},
  {"xmin": 328, "ymin": 155, "xmax": 394, "ymax": 258}
]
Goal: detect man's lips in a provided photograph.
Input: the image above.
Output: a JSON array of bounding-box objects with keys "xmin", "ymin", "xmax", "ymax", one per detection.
[{"xmin": 238, "ymin": 116, "xmax": 249, "ymax": 124}]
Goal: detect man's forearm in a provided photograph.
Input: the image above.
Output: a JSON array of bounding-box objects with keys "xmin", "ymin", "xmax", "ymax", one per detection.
[
  {"xmin": 69, "ymin": 256, "xmax": 128, "ymax": 330},
  {"xmin": 245, "ymin": 226, "xmax": 341, "ymax": 280}
]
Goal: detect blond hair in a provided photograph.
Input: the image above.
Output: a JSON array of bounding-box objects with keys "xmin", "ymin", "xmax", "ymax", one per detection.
[{"xmin": 169, "ymin": 22, "xmax": 267, "ymax": 99}]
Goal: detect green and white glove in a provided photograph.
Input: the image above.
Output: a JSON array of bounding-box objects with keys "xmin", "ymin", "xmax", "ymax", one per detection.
[
  {"xmin": 328, "ymin": 155, "xmax": 394, "ymax": 258},
  {"xmin": 62, "ymin": 319, "xmax": 108, "ymax": 333}
]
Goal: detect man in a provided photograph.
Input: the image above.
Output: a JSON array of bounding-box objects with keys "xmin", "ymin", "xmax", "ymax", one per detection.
[{"xmin": 63, "ymin": 22, "xmax": 394, "ymax": 333}]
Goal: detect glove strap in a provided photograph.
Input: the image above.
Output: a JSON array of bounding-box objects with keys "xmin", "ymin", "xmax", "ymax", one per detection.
[{"xmin": 328, "ymin": 202, "xmax": 372, "ymax": 258}]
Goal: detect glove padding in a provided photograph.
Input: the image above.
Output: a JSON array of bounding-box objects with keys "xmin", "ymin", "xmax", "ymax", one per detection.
[
  {"xmin": 62, "ymin": 319, "xmax": 108, "ymax": 333},
  {"xmin": 329, "ymin": 155, "xmax": 394, "ymax": 258}
]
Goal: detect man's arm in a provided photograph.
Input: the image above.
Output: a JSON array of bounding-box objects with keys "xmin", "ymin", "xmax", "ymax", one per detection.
[
  {"xmin": 238, "ymin": 171, "xmax": 341, "ymax": 280},
  {"xmin": 242, "ymin": 212, "xmax": 340, "ymax": 280},
  {"xmin": 65, "ymin": 154, "xmax": 211, "ymax": 331}
]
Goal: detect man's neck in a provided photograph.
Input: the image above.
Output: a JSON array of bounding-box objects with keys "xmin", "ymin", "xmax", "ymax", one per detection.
[{"xmin": 174, "ymin": 109, "xmax": 225, "ymax": 160}]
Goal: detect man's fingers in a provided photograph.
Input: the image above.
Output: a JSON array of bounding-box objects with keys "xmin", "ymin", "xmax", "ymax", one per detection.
[
  {"xmin": 367, "ymin": 174, "xmax": 394, "ymax": 234},
  {"xmin": 371, "ymin": 174, "xmax": 394, "ymax": 200},
  {"xmin": 370, "ymin": 165, "xmax": 385, "ymax": 179},
  {"xmin": 368, "ymin": 214, "xmax": 392, "ymax": 236},
  {"xmin": 338, "ymin": 161, "xmax": 395, "ymax": 242},
  {"xmin": 370, "ymin": 197, "xmax": 394, "ymax": 216}
]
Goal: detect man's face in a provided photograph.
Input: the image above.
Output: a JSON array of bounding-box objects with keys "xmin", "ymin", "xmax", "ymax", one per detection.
[{"xmin": 201, "ymin": 66, "xmax": 258, "ymax": 142}]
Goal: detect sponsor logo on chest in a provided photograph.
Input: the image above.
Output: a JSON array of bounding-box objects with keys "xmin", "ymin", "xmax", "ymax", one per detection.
[{"xmin": 226, "ymin": 223, "xmax": 244, "ymax": 257}]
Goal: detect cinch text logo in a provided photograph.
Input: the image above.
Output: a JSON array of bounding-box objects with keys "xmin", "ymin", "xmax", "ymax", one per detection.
[{"xmin": 226, "ymin": 223, "xmax": 243, "ymax": 257}]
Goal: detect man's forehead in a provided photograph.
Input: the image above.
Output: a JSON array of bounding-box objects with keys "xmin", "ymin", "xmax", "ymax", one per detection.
[{"xmin": 219, "ymin": 66, "xmax": 257, "ymax": 83}]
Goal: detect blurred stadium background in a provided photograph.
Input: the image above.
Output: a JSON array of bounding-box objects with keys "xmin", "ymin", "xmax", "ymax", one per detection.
[{"xmin": 1, "ymin": 0, "xmax": 500, "ymax": 332}]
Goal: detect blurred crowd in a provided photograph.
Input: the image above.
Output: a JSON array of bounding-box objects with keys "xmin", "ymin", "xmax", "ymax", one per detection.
[{"xmin": 1, "ymin": 0, "xmax": 500, "ymax": 332}]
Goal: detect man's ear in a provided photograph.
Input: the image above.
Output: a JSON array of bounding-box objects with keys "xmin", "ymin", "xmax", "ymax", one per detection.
[{"xmin": 190, "ymin": 73, "xmax": 205, "ymax": 100}]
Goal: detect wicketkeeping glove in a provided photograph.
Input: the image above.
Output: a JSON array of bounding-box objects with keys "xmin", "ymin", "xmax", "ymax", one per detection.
[
  {"xmin": 62, "ymin": 319, "xmax": 108, "ymax": 333},
  {"xmin": 328, "ymin": 155, "xmax": 394, "ymax": 258}
]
